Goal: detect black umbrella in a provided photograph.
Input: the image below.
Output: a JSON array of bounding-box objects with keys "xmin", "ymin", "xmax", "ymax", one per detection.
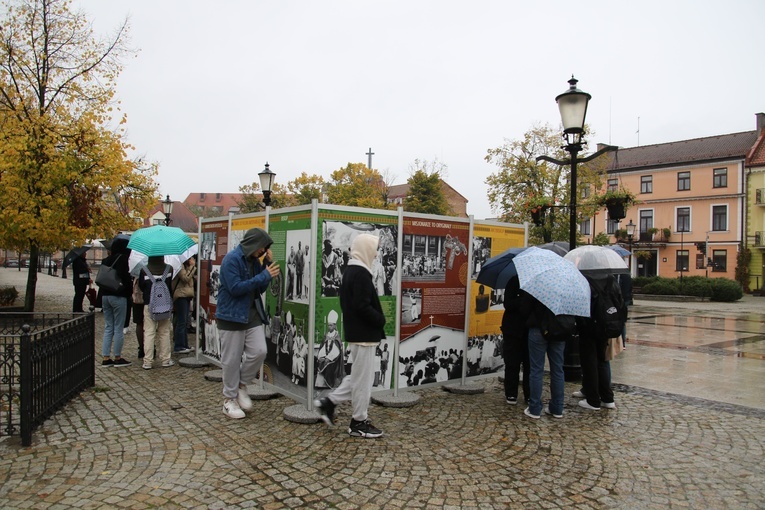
[
  {"xmin": 62, "ymin": 245, "xmax": 92, "ymax": 268},
  {"xmin": 102, "ymin": 233, "xmax": 131, "ymax": 252}
]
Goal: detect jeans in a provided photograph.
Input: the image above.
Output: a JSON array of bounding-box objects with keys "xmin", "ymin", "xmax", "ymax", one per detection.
[
  {"xmin": 527, "ymin": 327, "xmax": 565, "ymax": 416},
  {"xmin": 102, "ymin": 295, "xmax": 128, "ymax": 358},
  {"xmin": 173, "ymin": 297, "xmax": 191, "ymax": 350}
]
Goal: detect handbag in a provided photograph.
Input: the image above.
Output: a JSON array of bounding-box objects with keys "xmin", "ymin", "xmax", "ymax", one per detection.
[
  {"xmin": 95, "ymin": 255, "xmax": 123, "ymax": 293},
  {"xmin": 86, "ymin": 284, "xmax": 98, "ymax": 307},
  {"xmin": 605, "ymin": 337, "xmax": 625, "ymax": 361}
]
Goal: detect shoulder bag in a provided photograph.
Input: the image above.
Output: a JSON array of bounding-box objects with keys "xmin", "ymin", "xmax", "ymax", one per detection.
[{"xmin": 95, "ymin": 255, "xmax": 123, "ymax": 293}]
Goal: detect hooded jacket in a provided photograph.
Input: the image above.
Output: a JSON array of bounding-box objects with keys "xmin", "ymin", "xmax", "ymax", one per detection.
[
  {"xmin": 339, "ymin": 234, "xmax": 386, "ymax": 343},
  {"xmin": 216, "ymin": 228, "xmax": 273, "ymax": 324}
]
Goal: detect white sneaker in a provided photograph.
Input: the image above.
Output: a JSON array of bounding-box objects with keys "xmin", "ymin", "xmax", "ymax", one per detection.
[
  {"xmin": 578, "ymin": 399, "xmax": 601, "ymax": 411},
  {"xmin": 572, "ymin": 390, "xmax": 585, "ymax": 398},
  {"xmin": 545, "ymin": 407, "xmax": 563, "ymax": 419},
  {"xmin": 237, "ymin": 386, "xmax": 253, "ymax": 411},
  {"xmin": 161, "ymin": 359, "xmax": 175, "ymax": 368},
  {"xmin": 223, "ymin": 398, "xmax": 245, "ymax": 419},
  {"xmin": 602, "ymin": 402, "xmax": 617, "ymax": 409}
]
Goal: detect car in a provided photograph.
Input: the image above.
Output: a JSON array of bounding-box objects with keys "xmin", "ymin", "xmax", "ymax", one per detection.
[{"xmin": 4, "ymin": 259, "xmax": 19, "ymax": 267}]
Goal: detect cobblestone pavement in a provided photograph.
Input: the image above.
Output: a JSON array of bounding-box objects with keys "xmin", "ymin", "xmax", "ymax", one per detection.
[{"xmin": 1, "ymin": 269, "xmax": 764, "ymax": 509}]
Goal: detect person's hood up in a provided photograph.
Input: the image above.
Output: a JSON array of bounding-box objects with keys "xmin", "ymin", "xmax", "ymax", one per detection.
[
  {"xmin": 349, "ymin": 234, "xmax": 379, "ymax": 272},
  {"xmin": 239, "ymin": 228, "xmax": 273, "ymax": 258},
  {"xmin": 110, "ymin": 235, "xmax": 131, "ymax": 255}
]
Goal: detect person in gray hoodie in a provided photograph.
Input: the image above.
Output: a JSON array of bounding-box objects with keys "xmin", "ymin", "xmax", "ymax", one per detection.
[
  {"xmin": 216, "ymin": 228, "xmax": 281, "ymax": 419},
  {"xmin": 314, "ymin": 233, "xmax": 386, "ymax": 438}
]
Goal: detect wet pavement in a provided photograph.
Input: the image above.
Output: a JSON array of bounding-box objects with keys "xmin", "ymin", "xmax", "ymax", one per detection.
[{"xmin": 0, "ymin": 268, "xmax": 763, "ymax": 509}]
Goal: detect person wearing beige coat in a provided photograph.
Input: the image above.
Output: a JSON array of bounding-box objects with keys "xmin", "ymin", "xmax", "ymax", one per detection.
[{"xmin": 173, "ymin": 257, "xmax": 197, "ymax": 353}]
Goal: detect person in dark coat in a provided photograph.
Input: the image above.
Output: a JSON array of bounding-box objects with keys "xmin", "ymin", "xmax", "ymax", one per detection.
[
  {"xmin": 314, "ymin": 233, "xmax": 386, "ymax": 438},
  {"xmin": 71, "ymin": 252, "xmax": 91, "ymax": 312},
  {"xmin": 98, "ymin": 238, "xmax": 133, "ymax": 367},
  {"xmin": 501, "ymin": 276, "xmax": 531, "ymax": 405}
]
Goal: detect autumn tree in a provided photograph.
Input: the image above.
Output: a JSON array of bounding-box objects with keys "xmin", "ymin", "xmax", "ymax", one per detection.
[
  {"xmin": 0, "ymin": 0, "xmax": 158, "ymax": 310},
  {"xmin": 485, "ymin": 123, "xmax": 605, "ymax": 244},
  {"xmin": 237, "ymin": 182, "xmax": 290, "ymax": 213},
  {"xmin": 325, "ymin": 162, "xmax": 389, "ymax": 209},
  {"xmin": 404, "ymin": 159, "xmax": 450, "ymax": 215}
]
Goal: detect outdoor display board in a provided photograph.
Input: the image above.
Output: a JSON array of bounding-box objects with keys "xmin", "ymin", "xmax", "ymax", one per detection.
[
  {"xmin": 467, "ymin": 221, "xmax": 527, "ymax": 376},
  {"xmin": 197, "ymin": 217, "xmax": 235, "ymax": 361},
  {"xmin": 262, "ymin": 206, "xmax": 314, "ymax": 401},
  {"xmin": 314, "ymin": 206, "xmax": 399, "ymax": 398},
  {"xmin": 398, "ymin": 214, "xmax": 471, "ymax": 388},
  {"xmin": 193, "ymin": 203, "xmax": 525, "ymax": 406}
]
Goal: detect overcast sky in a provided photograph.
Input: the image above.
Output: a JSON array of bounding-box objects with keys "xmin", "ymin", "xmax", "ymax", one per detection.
[{"xmin": 77, "ymin": 0, "xmax": 764, "ymax": 219}]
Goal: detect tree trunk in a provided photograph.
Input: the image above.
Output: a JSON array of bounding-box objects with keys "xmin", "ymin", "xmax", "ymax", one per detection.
[{"xmin": 24, "ymin": 245, "xmax": 39, "ymax": 312}]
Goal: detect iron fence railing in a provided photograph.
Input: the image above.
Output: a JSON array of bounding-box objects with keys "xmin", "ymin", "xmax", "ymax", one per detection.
[{"xmin": 0, "ymin": 312, "xmax": 95, "ymax": 446}]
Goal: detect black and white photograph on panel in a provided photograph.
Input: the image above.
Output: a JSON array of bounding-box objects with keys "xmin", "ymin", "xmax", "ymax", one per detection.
[
  {"xmin": 398, "ymin": 323, "xmax": 466, "ymax": 387},
  {"xmin": 321, "ymin": 220, "xmax": 398, "ymax": 298},
  {"xmin": 490, "ymin": 287, "xmax": 505, "ymax": 310},
  {"xmin": 465, "ymin": 333, "xmax": 504, "ymax": 377},
  {"xmin": 201, "ymin": 231, "xmax": 217, "ymax": 261},
  {"xmin": 284, "ymin": 229, "xmax": 311, "ymax": 304},
  {"xmin": 471, "ymin": 236, "xmax": 491, "ymax": 279},
  {"xmin": 401, "ymin": 288, "xmax": 423, "ymax": 324},
  {"xmin": 207, "ymin": 264, "xmax": 221, "ymax": 305},
  {"xmin": 200, "ymin": 306, "xmax": 221, "ymax": 361}
]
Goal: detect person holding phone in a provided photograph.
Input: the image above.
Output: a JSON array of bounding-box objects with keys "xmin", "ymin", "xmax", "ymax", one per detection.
[{"xmin": 215, "ymin": 228, "xmax": 281, "ymax": 419}]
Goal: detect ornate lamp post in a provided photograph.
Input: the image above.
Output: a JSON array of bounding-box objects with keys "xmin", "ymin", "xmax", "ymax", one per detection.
[
  {"xmin": 626, "ymin": 219, "xmax": 636, "ymax": 272},
  {"xmin": 536, "ymin": 76, "xmax": 617, "ymax": 249},
  {"xmin": 258, "ymin": 162, "xmax": 276, "ymax": 208},
  {"xmin": 162, "ymin": 195, "xmax": 174, "ymax": 226}
]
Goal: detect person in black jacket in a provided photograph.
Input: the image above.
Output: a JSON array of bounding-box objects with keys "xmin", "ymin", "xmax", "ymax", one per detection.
[
  {"xmin": 98, "ymin": 237, "xmax": 134, "ymax": 367},
  {"xmin": 314, "ymin": 233, "xmax": 386, "ymax": 438},
  {"xmin": 501, "ymin": 276, "xmax": 531, "ymax": 405},
  {"xmin": 71, "ymin": 252, "xmax": 91, "ymax": 312}
]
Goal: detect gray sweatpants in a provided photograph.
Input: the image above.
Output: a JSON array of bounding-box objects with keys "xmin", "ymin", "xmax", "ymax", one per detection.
[
  {"xmin": 328, "ymin": 343, "xmax": 377, "ymax": 422},
  {"xmin": 219, "ymin": 326, "xmax": 267, "ymax": 400}
]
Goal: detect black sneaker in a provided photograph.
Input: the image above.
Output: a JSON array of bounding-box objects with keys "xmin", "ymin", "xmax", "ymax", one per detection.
[
  {"xmin": 101, "ymin": 359, "xmax": 114, "ymax": 367},
  {"xmin": 112, "ymin": 358, "xmax": 132, "ymax": 367},
  {"xmin": 506, "ymin": 396, "xmax": 518, "ymax": 405},
  {"xmin": 313, "ymin": 397, "xmax": 336, "ymax": 426},
  {"xmin": 348, "ymin": 418, "xmax": 383, "ymax": 438}
]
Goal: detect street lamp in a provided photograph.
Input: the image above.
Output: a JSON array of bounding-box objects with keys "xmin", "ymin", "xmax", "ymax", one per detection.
[
  {"xmin": 626, "ymin": 219, "xmax": 636, "ymax": 272},
  {"xmin": 258, "ymin": 162, "xmax": 276, "ymax": 208},
  {"xmin": 162, "ymin": 195, "xmax": 174, "ymax": 226},
  {"xmin": 536, "ymin": 76, "xmax": 617, "ymax": 249}
]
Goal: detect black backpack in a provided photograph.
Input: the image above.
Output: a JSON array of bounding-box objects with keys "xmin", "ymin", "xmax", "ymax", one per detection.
[
  {"xmin": 538, "ymin": 305, "xmax": 577, "ymax": 341},
  {"xmin": 586, "ymin": 274, "xmax": 627, "ymax": 339}
]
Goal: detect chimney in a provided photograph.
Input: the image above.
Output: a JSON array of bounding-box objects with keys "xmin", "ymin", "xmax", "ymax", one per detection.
[{"xmin": 757, "ymin": 112, "xmax": 765, "ymax": 135}]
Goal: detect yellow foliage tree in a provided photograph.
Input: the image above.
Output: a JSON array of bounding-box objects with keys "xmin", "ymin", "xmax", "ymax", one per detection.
[
  {"xmin": 325, "ymin": 162, "xmax": 389, "ymax": 209},
  {"xmin": 0, "ymin": 0, "xmax": 158, "ymax": 311}
]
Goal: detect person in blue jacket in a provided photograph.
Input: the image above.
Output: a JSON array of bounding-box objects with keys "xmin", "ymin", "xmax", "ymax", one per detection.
[{"xmin": 216, "ymin": 228, "xmax": 281, "ymax": 419}]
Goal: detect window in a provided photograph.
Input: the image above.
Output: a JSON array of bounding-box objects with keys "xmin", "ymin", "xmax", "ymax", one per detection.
[
  {"xmin": 607, "ymin": 179, "xmax": 618, "ymax": 192},
  {"xmin": 677, "ymin": 171, "xmax": 690, "ymax": 191},
  {"xmin": 712, "ymin": 250, "xmax": 727, "ymax": 272},
  {"xmin": 696, "ymin": 254, "xmax": 706, "ymax": 269},
  {"xmin": 580, "ymin": 185, "xmax": 590, "ymax": 200},
  {"xmin": 579, "ymin": 218, "xmax": 591, "ymax": 235},
  {"xmin": 713, "ymin": 168, "xmax": 727, "ymax": 188},
  {"xmin": 676, "ymin": 207, "xmax": 690, "ymax": 232},
  {"xmin": 676, "ymin": 250, "xmax": 689, "ymax": 272},
  {"xmin": 712, "ymin": 205, "xmax": 727, "ymax": 231},
  {"xmin": 200, "ymin": 193, "xmax": 206, "ymax": 200},
  {"xmin": 606, "ymin": 218, "xmax": 618, "ymax": 235},
  {"xmin": 641, "ymin": 175, "xmax": 653, "ymax": 194},
  {"xmin": 639, "ymin": 210, "xmax": 653, "ymax": 240}
]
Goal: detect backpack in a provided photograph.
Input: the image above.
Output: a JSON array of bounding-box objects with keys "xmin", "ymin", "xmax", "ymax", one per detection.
[
  {"xmin": 142, "ymin": 264, "xmax": 174, "ymax": 321},
  {"xmin": 586, "ymin": 274, "xmax": 627, "ymax": 339},
  {"xmin": 539, "ymin": 307, "xmax": 577, "ymax": 341}
]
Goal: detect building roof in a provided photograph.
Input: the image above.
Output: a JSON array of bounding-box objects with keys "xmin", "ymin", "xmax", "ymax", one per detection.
[
  {"xmin": 183, "ymin": 192, "xmax": 245, "ymax": 215},
  {"xmin": 143, "ymin": 200, "xmax": 198, "ymax": 233},
  {"xmin": 746, "ymin": 131, "xmax": 765, "ymax": 167},
  {"xmin": 604, "ymin": 130, "xmax": 759, "ymax": 172}
]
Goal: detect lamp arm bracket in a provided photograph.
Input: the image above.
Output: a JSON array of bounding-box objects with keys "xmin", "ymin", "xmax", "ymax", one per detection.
[
  {"xmin": 577, "ymin": 144, "xmax": 618, "ymax": 164},
  {"xmin": 535, "ymin": 155, "xmax": 569, "ymax": 166}
]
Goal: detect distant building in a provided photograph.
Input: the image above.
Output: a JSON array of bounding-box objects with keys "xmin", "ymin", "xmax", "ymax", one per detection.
[
  {"xmin": 183, "ymin": 192, "xmax": 245, "ymax": 217},
  {"xmin": 582, "ymin": 112, "xmax": 765, "ymax": 286},
  {"xmin": 745, "ymin": 121, "xmax": 765, "ymax": 292},
  {"xmin": 387, "ymin": 179, "xmax": 469, "ymax": 218},
  {"xmin": 143, "ymin": 200, "xmax": 198, "ymax": 233}
]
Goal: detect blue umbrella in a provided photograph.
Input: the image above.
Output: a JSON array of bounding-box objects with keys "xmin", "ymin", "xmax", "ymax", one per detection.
[
  {"xmin": 475, "ymin": 247, "xmax": 526, "ymax": 290},
  {"xmin": 607, "ymin": 244, "xmax": 631, "ymax": 257},
  {"xmin": 513, "ymin": 247, "xmax": 591, "ymax": 317}
]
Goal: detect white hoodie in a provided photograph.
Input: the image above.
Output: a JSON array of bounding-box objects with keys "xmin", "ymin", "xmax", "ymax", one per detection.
[{"xmin": 348, "ymin": 233, "xmax": 379, "ymax": 275}]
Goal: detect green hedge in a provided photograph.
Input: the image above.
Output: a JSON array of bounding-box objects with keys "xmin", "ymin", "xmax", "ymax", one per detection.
[{"xmin": 633, "ymin": 276, "xmax": 742, "ymax": 302}]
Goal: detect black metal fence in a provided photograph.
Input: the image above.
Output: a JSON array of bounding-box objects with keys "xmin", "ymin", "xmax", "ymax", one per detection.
[{"xmin": 0, "ymin": 312, "xmax": 95, "ymax": 446}]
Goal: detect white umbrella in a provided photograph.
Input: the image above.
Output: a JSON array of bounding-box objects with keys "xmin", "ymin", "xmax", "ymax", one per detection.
[
  {"xmin": 128, "ymin": 244, "xmax": 198, "ymax": 277},
  {"xmin": 564, "ymin": 245, "xmax": 629, "ymax": 276}
]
